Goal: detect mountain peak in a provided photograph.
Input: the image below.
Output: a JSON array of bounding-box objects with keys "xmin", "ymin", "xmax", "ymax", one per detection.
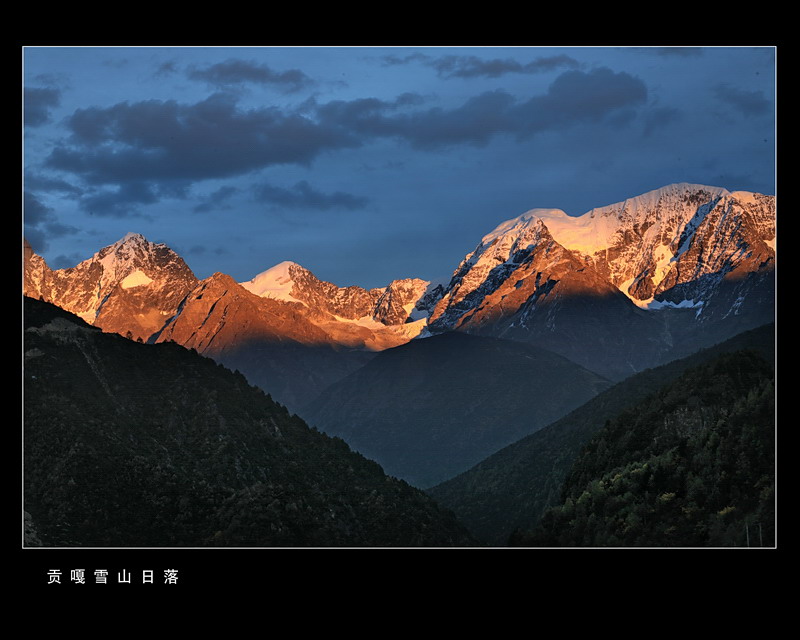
[
  {"xmin": 480, "ymin": 209, "xmax": 562, "ymax": 246},
  {"xmin": 115, "ymin": 232, "xmax": 149, "ymax": 247},
  {"xmin": 240, "ymin": 261, "xmax": 307, "ymax": 302}
]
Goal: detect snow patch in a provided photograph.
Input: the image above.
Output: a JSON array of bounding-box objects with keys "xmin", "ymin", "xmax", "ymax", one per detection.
[
  {"xmin": 648, "ymin": 298, "xmax": 704, "ymax": 310},
  {"xmin": 651, "ymin": 244, "xmax": 674, "ymax": 288},
  {"xmin": 616, "ymin": 278, "xmax": 704, "ymax": 312},
  {"xmin": 240, "ymin": 261, "xmax": 303, "ymax": 303},
  {"xmin": 120, "ymin": 269, "xmax": 154, "ymax": 289},
  {"xmin": 730, "ymin": 190, "xmax": 759, "ymax": 205},
  {"xmin": 617, "ymin": 277, "xmax": 654, "ymax": 308},
  {"xmin": 333, "ymin": 313, "xmax": 386, "ymax": 330}
]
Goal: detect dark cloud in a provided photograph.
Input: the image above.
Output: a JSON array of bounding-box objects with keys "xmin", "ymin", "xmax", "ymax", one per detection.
[
  {"xmin": 253, "ymin": 180, "xmax": 369, "ymax": 211},
  {"xmin": 379, "ymin": 53, "xmax": 580, "ymax": 78},
  {"xmin": 80, "ymin": 182, "xmax": 158, "ymax": 217},
  {"xmin": 655, "ymin": 47, "xmax": 703, "ymax": 57},
  {"xmin": 25, "ymin": 227, "xmax": 49, "ymax": 254},
  {"xmin": 24, "ymin": 191, "xmax": 54, "ymax": 225},
  {"xmin": 713, "ymin": 84, "xmax": 771, "ymax": 117},
  {"xmin": 46, "ymin": 68, "xmax": 647, "ymax": 204},
  {"xmin": 428, "ymin": 54, "xmax": 581, "ymax": 78},
  {"xmin": 24, "ymin": 191, "xmax": 79, "ymax": 252},
  {"xmin": 188, "ymin": 245, "xmax": 208, "ymax": 255},
  {"xmin": 401, "ymin": 91, "xmax": 519, "ymax": 149},
  {"xmin": 380, "ymin": 53, "xmax": 430, "ymax": 67},
  {"xmin": 25, "ymin": 173, "xmax": 84, "ymax": 196},
  {"xmin": 46, "ymin": 221, "xmax": 80, "ymax": 237},
  {"xmin": 515, "ymin": 68, "xmax": 647, "ymax": 131},
  {"xmin": 51, "ymin": 253, "xmax": 85, "ymax": 270},
  {"xmin": 313, "ymin": 93, "xmax": 429, "ymax": 138},
  {"xmin": 193, "ymin": 185, "xmax": 238, "ymax": 213},
  {"xmin": 188, "ymin": 59, "xmax": 313, "ymax": 92},
  {"xmin": 48, "ymin": 93, "xmax": 360, "ymax": 186},
  {"xmin": 154, "ymin": 60, "xmax": 179, "ymax": 77},
  {"xmin": 33, "ymin": 73, "xmax": 68, "ymax": 86},
  {"xmin": 643, "ymin": 106, "xmax": 682, "ymax": 137},
  {"xmin": 316, "ymin": 68, "xmax": 646, "ymax": 150},
  {"xmin": 25, "ymin": 87, "xmax": 61, "ymax": 127}
]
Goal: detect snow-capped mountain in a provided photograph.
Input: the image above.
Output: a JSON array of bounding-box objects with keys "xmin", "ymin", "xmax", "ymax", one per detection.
[
  {"xmin": 241, "ymin": 260, "xmax": 430, "ymax": 324},
  {"xmin": 23, "ymin": 235, "xmax": 434, "ymax": 409},
  {"xmin": 239, "ymin": 260, "xmax": 432, "ymax": 350},
  {"xmin": 23, "ymin": 233, "xmax": 198, "ymax": 342},
  {"xmin": 428, "ymin": 183, "xmax": 775, "ymax": 379},
  {"xmin": 22, "ymin": 182, "xmax": 775, "ymax": 393}
]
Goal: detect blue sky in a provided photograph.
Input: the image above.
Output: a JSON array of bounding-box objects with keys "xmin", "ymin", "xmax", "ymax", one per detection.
[{"xmin": 23, "ymin": 46, "xmax": 775, "ymax": 289}]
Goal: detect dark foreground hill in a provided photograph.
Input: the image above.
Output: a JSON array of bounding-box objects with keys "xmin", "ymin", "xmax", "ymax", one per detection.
[
  {"xmin": 514, "ymin": 349, "xmax": 774, "ymax": 546},
  {"xmin": 304, "ymin": 332, "xmax": 611, "ymax": 488},
  {"xmin": 23, "ymin": 297, "xmax": 473, "ymax": 547},
  {"xmin": 428, "ymin": 323, "xmax": 774, "ymax": 545}
]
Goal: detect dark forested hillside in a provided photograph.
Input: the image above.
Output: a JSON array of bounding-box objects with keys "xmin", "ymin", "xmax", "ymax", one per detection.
[
  {"xmin": 513, "ymin": 350, "xmax": 774, "ymax": 547},
  {"xmin": 23, "ymin": 297, "xmax": 474, "ymax": 547},
  {"xmin": 428, "ymin": 323, "xmax": 774, "ymax": 545}
]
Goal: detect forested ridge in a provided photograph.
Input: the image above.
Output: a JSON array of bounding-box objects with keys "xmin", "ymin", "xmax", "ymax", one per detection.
[
  {"xmin": 511, "ymin": 350, "xmax": 775, "ymax": 547},
  {"xmin": 24, "ymin": 297, "xmax": 474, "ymax": 547},
  {"xmin": 428, "ymin": 323, "xmax": 774, "ymax": 545}
]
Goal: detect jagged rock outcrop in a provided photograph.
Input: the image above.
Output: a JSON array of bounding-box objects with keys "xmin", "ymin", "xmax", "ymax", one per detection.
[
  {"xmin": 239, "ymin": 261, "xmax": 431, "ymax": 350},
  {"xmin": 23, "ymin": 233, "xmax": 198, "ymax": 342}
]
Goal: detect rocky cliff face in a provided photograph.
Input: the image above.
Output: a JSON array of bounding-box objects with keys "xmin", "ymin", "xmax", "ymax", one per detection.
[
  {"xmin": 156, "ymin": 272, "xmax": 333, "ymax": 352},
  {"xmin": 427, "ymin": 184, "xmax": 775, "ymax": 379},
  {"xmin": 23, "ymin": 233, "xmax": 198, "ymax": 342},
  {"xmin": 240, "ymin": 260, "xmax": 430, "ymax": 326},
  {"xmin": 239, "ymin": 261, "xmax": 431, "ymax": 350},
  {"xmin": 151, "ymin": 272, "xmax": 374, "ymax": 411}
]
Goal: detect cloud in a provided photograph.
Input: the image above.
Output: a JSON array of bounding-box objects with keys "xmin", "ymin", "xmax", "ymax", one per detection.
[
  {"xmin": 45, "ymin": 68, "xmax": 648, "ymax": 205},
  {"xmin": 193, "ymin": 185, "xmax": 238, "ymax": 213},
  {"xmin": 514, "ymin": 68, "xmax": 647, "ymax": 131},
  {"xmin": 33, "ymin": 73, "xmax": 69, "ymax": 86},
  {"xmin": 713, "ymin": 84, "xmax": 771, "ymax": 117},
  {"xmin": 154, "ymin": 60, "xmax": 179, "ymax": 77},
  {"xmin": 379, "ymin": 53, "xmax": 580, "ymax": 78},
  {"xmin": 400, "ymin": 90, "xmax": 519, "ymax": 149},
  {"xmin": 428, "ymin": 54, "xmax": 581, "ymax": 78},
  {"xmin": 80, "ymin": 182, "xmax": 158, "ymax": 217},
  {"xmin": 655, "ymin": 47, "xmax": 703, "ymax": 57},
  {"xmin": 253, "ymin": 180, "xmax": 369, "ymax": 211},
  {"xmin": 25, "ymin": 87, "xmax": 61, "ymax": 127},
  {"xmin": 24, "ymin": 191, "xmax": 55, "ymax": 225},
  {"xmin": 25, "ymin": 172, "xmax": 84, "ymax": 196},
  {"xmin": 51, "ymin": 253, "xmax": 85, "ymax": 270},
  {"xmin": 320, "ymin": 67, "xmax": 647, "ymax": 149},
  {"xmin": 24, "ymin": 191, "xmax": 79, "ymax": 252},
  {"xmin": 188, "ymin": 59, "xmax": 313, "ymax": 92},
  {"xmin": 380, "ymin": 53, "xmax": 430, "ymax": 67},
  {"xmin": 47, "ymin": 93, "xmax": 360, "ymax": 187}
]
